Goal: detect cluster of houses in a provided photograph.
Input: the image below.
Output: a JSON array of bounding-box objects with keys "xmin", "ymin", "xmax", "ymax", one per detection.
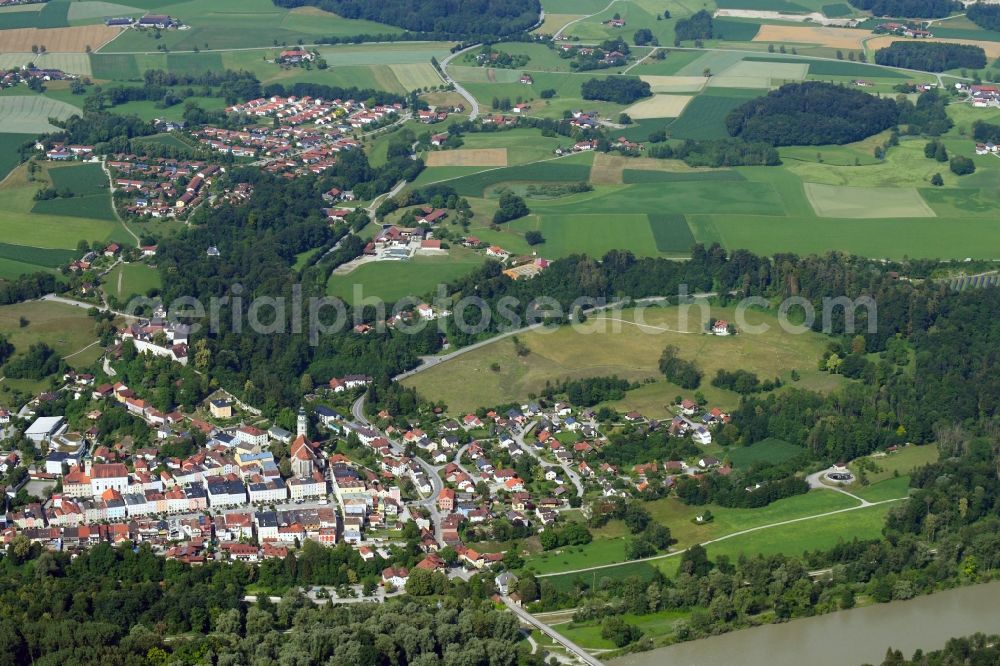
[
  {"xmin": 558, "ymin": 44, "xmax": 628, "ymax": 66},
  {"xmin": 602, "ymin": 18, "xmax": 626, "ymax": 28},
  {"xmin": 44, "ymin": 144, "xmax": 94, "ymax": 161},
  {"xmin": 108, "ymin": 155, "xmax": 224, "ymax": 218},
  {"xmin": 226, "ymin": 96, "xmax": 403, "ymax": 130},
  {"xmin": 0, "ymin": 65, "xmax": 75, "ymax": 89},
  {"xmin": 276, "ymin": 48, "xmax": 316, "ymax": 65},
  {"xmin": 106, "ymin": 14, "xmax": 183, "ymax": 30},
  {"xmin": 874, "ymin": 22, "xmax": 931, "ymax": 38},
  {"xmin": 957, "ymin": 83, "xmax": 1000, "ymax": 109}
]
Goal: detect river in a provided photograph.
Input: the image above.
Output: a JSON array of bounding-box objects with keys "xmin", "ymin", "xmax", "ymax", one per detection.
[{"xmin": 611, "ymin": 580, "xmax": 1000, "ymax": 666}]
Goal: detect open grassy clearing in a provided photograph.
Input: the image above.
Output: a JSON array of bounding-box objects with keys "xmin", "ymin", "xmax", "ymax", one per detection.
[
  {"xmin": 0, "ymin": 95, "xmax": 80, "ymax": 133},
  {"xmin": 327, "ymin": 248, "xmax": 485, "ymax": 305},
  {"xmin": 103, "ymin": 262, "xmax": 162, "ymax": 301},
  {"xmin": 804, "ymin": 183, "xmax": 936, "ymax": 218},
  {"xmin": 0, "ymin": 301, "xmax": 101, "ymax": 371},
  {"xmin": 727, "ymin": 437, "xmax": 807, "ymax": 468},
  {"xmin": 405, "ymin": 305, "xmax": 839, "ymax": 414},
  {"xmin": 527, "ymin": 490, "xmax": 859, "ymax": 576}
]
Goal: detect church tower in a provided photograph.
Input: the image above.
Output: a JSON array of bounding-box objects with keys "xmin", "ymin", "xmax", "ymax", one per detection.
[{"xmin": 296, "ymin": 406, "xmax": 307, "ymax": 439}]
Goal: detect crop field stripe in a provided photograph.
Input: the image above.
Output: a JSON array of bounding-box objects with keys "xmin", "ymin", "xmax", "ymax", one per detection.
[
  {"xmin": 666, "ymin": 94, "xmax": 750, "ymax": 140},
  {"xmin": 621, "ymin": 170, "xmax": 746, "ymax": 184},
  {"xmin": 446, "ymin": 161, "xmax": 594, "ymax": 197},
  {"xmin": 648, "ymin": 213, "xmax": 696, "ymax": 253},
  {"xmin": 0, "ymin": 242, "xmax": 76, "ymax": 268}
]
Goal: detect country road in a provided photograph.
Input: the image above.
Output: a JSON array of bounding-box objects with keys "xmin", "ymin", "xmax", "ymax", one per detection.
[
  {"xmin": 440, "ymin": 45, "xmax": 481, "ymax": 120},
  {"xmin": 553, "ymin": 0, "xmax": 624, "ymax": 40}
]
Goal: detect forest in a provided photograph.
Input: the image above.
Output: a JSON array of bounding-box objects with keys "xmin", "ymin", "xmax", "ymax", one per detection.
[
  {"xmin": 874, "ymin": 41, "xmax": 987, "ymax": 72},
  {"xmin": 674, "ymin": 10, "xmax": 714, "ymax": 42},
  {"xmin": 0, "ymin": 538, "xmax": 530, "ymax": 665},
  {"xmin": 967, "ymin": 2, "xmax": 1000, "ymax": 31},
  {"xmin": 848, "ymin": 0, "xmax": 959, "ymax": 17},
  {"xmin": 877, "ymin": 633, "xmax": 1000, "ymax": 665},
  {"xmin": 725, "ymin": 82, "xmax": 899, "ymax": 146},
  {"xmin": 271, "ymin": 0, "xmax": 542, "ymax": 36},
  {"xmin": 581, "ymin": 77, "xmax": 652, "ymax": 104}
]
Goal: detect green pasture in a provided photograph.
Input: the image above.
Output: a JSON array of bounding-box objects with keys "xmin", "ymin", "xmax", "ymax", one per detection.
[
  {"xmin": 97, "ymin": 0, "xmax": 404, "ymax": 53},
  {"xmin": 666, "ymin": 91, "xmax": 757, "ymax": 140},
  {"xmin": 508, "ymin": 213, "xmax": 660, "ymax": 258},
  {"xmin": 31, "ymin": 163, "xmax": 116, "ymax": 222},
  {"xmin": 405, "ymin": 305, "xmax": 839, "ymax": 414},
  {"xmin": 445, "ymin": 156, "xmax": 594, "ymax": 197},
  {"xmin": 458, "ymin": 129, "xmax": 566, "ymax": 165},
  {"xmin": 0, "ymin": 0, "xmax": 69, "ymax": 28},
  {"xmin": 0, "ymin": 96, "xmax": 80, "ymax": 134},
  {"xmin": 327, "ymin": 248, "xmax": 485, "ymax": 304},
  {"xmin": 0, "ymin": 133, "xmax": 32, "ymax": 182}
]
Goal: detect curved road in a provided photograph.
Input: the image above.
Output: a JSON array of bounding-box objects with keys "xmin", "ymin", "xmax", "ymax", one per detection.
[{"xmin": 440, "ymin": 45, "xmax": 482, "ymax": 120}]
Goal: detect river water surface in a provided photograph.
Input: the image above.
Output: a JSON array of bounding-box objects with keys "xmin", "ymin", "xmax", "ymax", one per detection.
[{"xmin": 611, "ymin": 580, "xmax": 1000, "ymax": 666}]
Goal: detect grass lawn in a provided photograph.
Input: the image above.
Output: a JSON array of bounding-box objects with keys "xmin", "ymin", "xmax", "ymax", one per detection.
[
  {"xmin": 327, "ymin": 248, "xmax": 485, "ymax": 304},
  {"xmin": 405, "ymin": 305, "xmax": 841, "ymax": 414},
  {"xmin": 103, "ymin": 262, "xmax": 162, "ymax": 302}
]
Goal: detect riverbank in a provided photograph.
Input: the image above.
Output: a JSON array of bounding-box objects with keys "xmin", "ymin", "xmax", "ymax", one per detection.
[{"xmin": 611, "ymin": 579, "xmax": 1000, "ymax": 666}]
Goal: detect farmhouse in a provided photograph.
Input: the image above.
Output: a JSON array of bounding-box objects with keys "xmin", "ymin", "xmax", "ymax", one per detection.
[
  {"xmin": 138, "ymin": 15, "xmax": 177, "ymax": 29},
  {"xmin": 519, "ymin": 74, "xmax": 534, "ymax": 85}
]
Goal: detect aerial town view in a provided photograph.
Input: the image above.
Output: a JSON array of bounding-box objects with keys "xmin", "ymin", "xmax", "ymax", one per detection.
[{"xmin": 1, "ymin": 0, "xmax": 1000, "ymax": 664}]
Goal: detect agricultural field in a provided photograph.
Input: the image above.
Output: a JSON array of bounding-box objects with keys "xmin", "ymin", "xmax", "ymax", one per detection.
[
  {"xmin": 424, "ymin": 149, "xmax": 508, "ymax": 167},
  {"xmin": 0, "ymin": 96, "xmax": 80, "ymax": 133},
  {"xmin": 0, "ymin": 133, "xmax": 33, "ymax": 182},
  {"xmin": 97, "ymin": 0, "xmax": 404, "ymax": 53},
  {"xmin": 444, "ymin": 154, "xmax": 595, "ymax": 197},
  {"xmin": 622, "ymin": 94, "xmax": 692, "ymax": 119},
  {"xmin": 0, "ymin": 52, "xmax": 92, "ymax": 76},
  {"xmin": 0, "ymin": 0, "xmax": 70, "ymax": 29},
  {"xmin": 455, "ymin": 129, "xmax": 567, "ymax": 165},
  {"xmin": 804, "ymin": 183, "xmax": 936, "ymax": 218},
  {"xmin": 0, "ymin": 24, "xmax": 120, "ymax": 52},
  {"xmin": 32, "ymin": 163, "xmax": 116, "ymax": 222},
  {"xmin": 665, "ymin": 89, "xmax": 761, "ymax": 140},
  {"xmin": 404, "ymin": 305, "xmax": 842, "ymax": 414},
  {"xmin": 0, "ymin": 163, "xmax": 127, "ymax": 279}
]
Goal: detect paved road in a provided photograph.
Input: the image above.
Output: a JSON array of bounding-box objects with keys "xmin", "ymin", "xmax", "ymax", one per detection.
[
  {"xmin": 553, "ymin": 0, "xmax": 623, "ymax": 40},
  {"xmin": 503, "ymin": 596, "xmax": 604, "ymax": 666},
  {"xmin": 806, "ymin": 468, "xmax": 872, "ymax": 506},
  {"xmin": 40, "ymin": 293, "xmax": 136, "ymax": 319},
  {"xmin": 439, "ymin": 45, "xmax": 481, "ymax": 120},
  {"xmin": 514, "ymin": 420, "xmax": 584, "ymax": 498}
]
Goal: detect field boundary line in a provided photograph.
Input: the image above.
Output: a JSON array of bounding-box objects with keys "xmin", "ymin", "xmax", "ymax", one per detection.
[{"xmin": 535, "ymin": 495, "xmax": 907, "ymax": 578}]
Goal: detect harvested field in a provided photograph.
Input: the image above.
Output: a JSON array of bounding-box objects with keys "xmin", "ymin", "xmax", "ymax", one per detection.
[
  {"xmin": 720, "ymin": 59, "xmax": 808, "ymax": 81},
  {"xmin": 638, "ymin": 75, "xmax": 707, "ymax": 93},
  {"xmin": 0, "ymin": 25, "xmax": 120, "ymax": 52},
  {"xmin": 866, "ymin": 36, "xmax": 1000, "ymax": 59},
  {"xmin": 753, "ymin": 24, "xmax": 868, "ymax": 49},
  {"xmin": 0, "ymin": 52, "xmax": 91, "ymax": 75},
  {"xmin": 804, "ymin": 183, "xmax": 936, "ymax": 218},
  {"xmin": 589, "ymin": 153, "xmax": 703, "ymax": 185},
  {"xmin": 706, "ymin": 75, "xmax": 771, "ymax": 88},
  {"xmin": 425, "ymin": 148, "xmax": 508, "ymax": 167},
  {"xmin": 622, "ymin": 94, "xmax": 692, "ymax": 119}
]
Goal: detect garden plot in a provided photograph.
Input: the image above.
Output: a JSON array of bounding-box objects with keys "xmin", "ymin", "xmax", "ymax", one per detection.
[
  {"xmin": 623, "ymin": 94, "xmax": 692, "ymax": 119},
  {"xmin": 804, "ymin": 183, "xmax": 936, "ymax": 218}
]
